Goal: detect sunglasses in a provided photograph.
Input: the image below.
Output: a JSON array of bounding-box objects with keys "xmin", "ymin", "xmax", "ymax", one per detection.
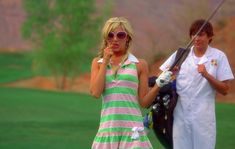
[{"xmin": 107, "ymin": 31, "xmax": 127, "ymax": 40}]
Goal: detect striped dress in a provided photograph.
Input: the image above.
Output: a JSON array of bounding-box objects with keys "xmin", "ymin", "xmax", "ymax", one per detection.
[{"xmin": 92, "ymin": 54, "xmax": 153, "ymax": 149}]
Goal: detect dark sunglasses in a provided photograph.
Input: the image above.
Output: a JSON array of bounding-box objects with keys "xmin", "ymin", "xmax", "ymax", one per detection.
[{"xmin": 107, "ymin": 31, "xmax": 127, "ymax": 40}]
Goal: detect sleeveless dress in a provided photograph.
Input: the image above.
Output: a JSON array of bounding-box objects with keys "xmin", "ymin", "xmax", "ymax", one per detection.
[{"xmin": 92, "ymin": 54, "xmax": 153, "ymax": 149}]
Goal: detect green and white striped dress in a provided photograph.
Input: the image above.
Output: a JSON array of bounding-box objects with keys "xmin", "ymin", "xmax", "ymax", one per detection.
[{"xmin": 92, "ymin": 54, "xmax": 153, "ymax": 149}]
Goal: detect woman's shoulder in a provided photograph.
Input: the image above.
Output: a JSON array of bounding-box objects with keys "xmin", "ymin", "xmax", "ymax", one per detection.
[
  {"xmin": 92, "ymin": 57, "xmax": 101, "ymax": 62},
  {"xmin": 137, "ymin": 58, "xmax": 148, "ymax": 66},
  {"xmin": 127, "ymin": 53, "xmax": 146, "ymax": 65},
  {"xmin": 91, "ymin": 57, "xmax": 102, "ymax": 67},
  {"xmin": 135, "ymin": 58, "xmax": 148, "ymax": 73}
]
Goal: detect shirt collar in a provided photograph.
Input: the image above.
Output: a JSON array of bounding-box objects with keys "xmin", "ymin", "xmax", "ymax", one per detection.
[
  {"xmin": 190, "ymin": 45, "xmax": 214, "ymax": 57},
  {"xmin": 190, "ymin": 45, "xmax": 213, "ymax": 64}
]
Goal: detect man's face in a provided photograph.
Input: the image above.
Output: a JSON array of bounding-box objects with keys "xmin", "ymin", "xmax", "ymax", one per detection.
[{"xmin": 192, "ymin": 32, "xmax": 212, "ymax": 51}]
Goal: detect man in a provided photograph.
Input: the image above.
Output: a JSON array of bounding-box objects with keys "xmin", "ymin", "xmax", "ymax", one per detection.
[{"xmin": 160, "ymin": 19, "xmax": 234, "ymax": 149}]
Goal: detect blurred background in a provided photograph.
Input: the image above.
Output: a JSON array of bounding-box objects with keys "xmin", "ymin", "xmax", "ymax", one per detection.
[{"xmin": 0, "ymin": 0, "xmax": 234, "ymax": 148}]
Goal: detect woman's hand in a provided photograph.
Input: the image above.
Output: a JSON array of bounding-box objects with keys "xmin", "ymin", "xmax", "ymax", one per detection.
[
  {"xmin": 155, "ymin": 70, "xmax": 173, "ymax": 88},
  {"xmin": 103, "ymin": 46, "xmax": 113, "ymax": 64}
]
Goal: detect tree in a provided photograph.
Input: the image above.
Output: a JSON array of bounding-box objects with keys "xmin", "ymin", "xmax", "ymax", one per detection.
[{"xmin": 22, "ymin": 0, "xmax": 103, "ymax": 89}]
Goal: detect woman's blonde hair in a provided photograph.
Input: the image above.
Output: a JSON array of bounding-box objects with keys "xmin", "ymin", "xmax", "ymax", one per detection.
[{"xmin": 98, "ymin": 17, "xmax": 134, "ymax": 58}]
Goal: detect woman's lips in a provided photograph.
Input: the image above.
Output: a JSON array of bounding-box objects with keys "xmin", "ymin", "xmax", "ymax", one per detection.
[{"xmin": 111, "ymin": 44, "xmax": 119, "ymax": 48}]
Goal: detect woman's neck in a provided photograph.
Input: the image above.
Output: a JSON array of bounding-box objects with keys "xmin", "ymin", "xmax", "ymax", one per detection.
[{"xmin": 110, "ymin": 52, "xmax": 128, "ymax": 65}]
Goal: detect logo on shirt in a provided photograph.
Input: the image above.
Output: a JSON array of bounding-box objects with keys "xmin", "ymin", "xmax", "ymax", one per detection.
[{"xmin": 211, "ymin": 59, "xmax": 218, "ymax": 66}]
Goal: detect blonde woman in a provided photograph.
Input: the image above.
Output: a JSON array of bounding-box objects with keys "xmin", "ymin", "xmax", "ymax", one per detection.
[{"xmin": 90, "ymin": 17, "xmax": 171, "ymax": 149}]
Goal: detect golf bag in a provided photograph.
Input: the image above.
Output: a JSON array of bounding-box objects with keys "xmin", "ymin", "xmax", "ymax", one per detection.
[{"xmin": 144, "ymin": 48, "xmax": 189, "ymax": 149}]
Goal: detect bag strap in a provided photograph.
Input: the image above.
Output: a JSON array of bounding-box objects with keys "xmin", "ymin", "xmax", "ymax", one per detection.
[
  {"xmin": 148, "ymin": 48, "xmax": 190, "ymax": 87},
  {"xmin": 170, "ymin": 48, "xmax": 190, "ymax": 71}
]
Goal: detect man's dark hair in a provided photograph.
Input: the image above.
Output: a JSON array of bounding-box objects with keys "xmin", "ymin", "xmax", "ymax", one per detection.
[{"xmin": 189, "ymin": 19, "xmax": 214, "ymax": 43}]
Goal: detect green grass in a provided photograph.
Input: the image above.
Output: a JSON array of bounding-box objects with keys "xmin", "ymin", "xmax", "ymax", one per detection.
[
  {"xmin": 0, "ymin": 52, "xmax": 92, "ymax": 84},
  {"xmin": 0, "ymin": 53, "xmax": 34, "ymax": 83},
  {"xmin": 216, "ymin": 103, "xmax": 235, "ymax": 149},
  {"xmin": 0, "ymin": 87, "xmax": 101, "ymax": 149},
  {"xmin": 0, "ymin": 87, "xmax": 235, "ymax": 149}
]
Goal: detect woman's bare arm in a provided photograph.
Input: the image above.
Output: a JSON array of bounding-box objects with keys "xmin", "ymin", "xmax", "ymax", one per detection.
[{"xmin": 89, "ymin": 58, "xmax": 109, "ymax": 98}]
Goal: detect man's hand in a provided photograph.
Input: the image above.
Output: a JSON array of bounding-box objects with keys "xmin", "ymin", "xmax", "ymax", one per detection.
[
  {"xmin": 197, "ymin": 64, "xmax": 208, "ymax": 77},
  {"xmin": 155, "ymin": 70, "xmax": 172, "ymax": 88}
]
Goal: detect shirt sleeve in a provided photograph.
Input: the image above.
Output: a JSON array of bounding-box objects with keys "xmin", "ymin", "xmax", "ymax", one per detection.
[
  {"xmin": 217, "ymin": 53, "xmax": 234, "ymax": 81},
  {"xmin": 159, "ymin": 51, "xmax": 177, "ymax": 71}
]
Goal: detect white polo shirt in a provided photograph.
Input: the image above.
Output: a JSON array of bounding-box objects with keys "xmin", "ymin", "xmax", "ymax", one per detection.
[{"xmin": 159, "ymin": 45, "xmax": 234, "ymax": 149}]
